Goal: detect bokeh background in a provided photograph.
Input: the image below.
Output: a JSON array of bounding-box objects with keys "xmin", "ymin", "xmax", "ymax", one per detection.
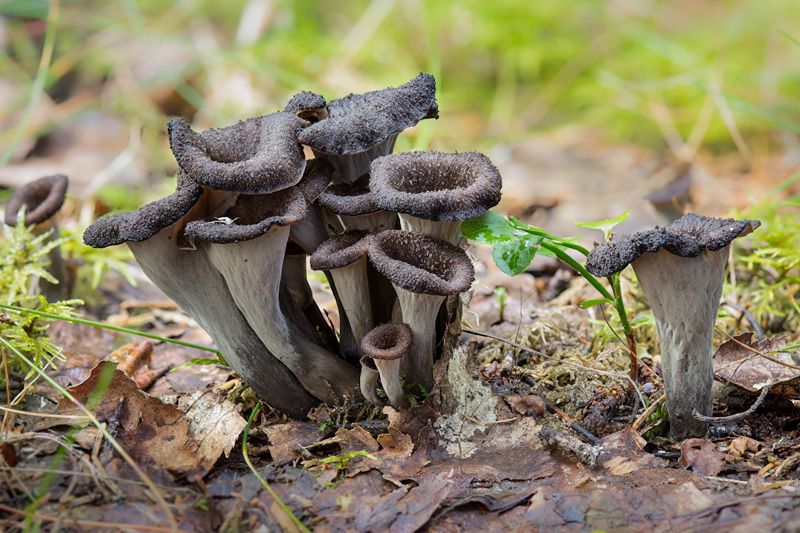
[{"xmin": 1, "ymin": 0, "xmax": 799, "ymax": 229}]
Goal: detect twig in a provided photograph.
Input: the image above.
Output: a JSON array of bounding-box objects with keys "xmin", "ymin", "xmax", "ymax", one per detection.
[
  {"xmin": 462, "ymin": 329, "xmax": 546, "ymax": 358},
  {"xmin": 539, "ymin": 427, "xmax": 602, "ymax": 467},
  {"xmin": 692, "ymin": 383, "xmax": 772, "ymax": 423},
  {"xmin": 632, "ymin": 394, "xmax": 665, "ymax": 433},
  {"xmin": 721, "ymin": 302, "xmax": 764, "ymax": 341}
]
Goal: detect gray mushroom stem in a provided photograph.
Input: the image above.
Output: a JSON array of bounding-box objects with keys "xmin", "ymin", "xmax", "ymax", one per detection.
[
  {"xmin": 398, "ymin": 216, "xmax": 461, "ymax": 245},
  {"xmin": 632, "ymin": 248, "xmax": 727, "ymax": 439},
  {"xmin": 394, "ymin": 289, "xmax": 443, "ymax": 389},
  {"xmin": 340, "ymin": 211, "xmax": 396, "ymax": 233},
  {"xmin": 320, "ymin": 137, "xmax": 397, "ymax": 185},
  {"xmin": 200, "ymin": 225, "xmax": 359, "ymax": 402},
  {"xmin": 359, "ymin": 356, "xmax": 383, "ymax": 405},
  {"xmin": 374, "ymin": 355, "xmax": 407, "ymax": 408},
  {"xmin": 328, "ymin": 258, "xmax": 373, "ymax": 342}
]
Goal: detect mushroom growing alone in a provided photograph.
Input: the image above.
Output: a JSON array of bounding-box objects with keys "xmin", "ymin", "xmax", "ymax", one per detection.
[
  {"xmin": 370, "ymin": 151, "xmax": 502, "ymax": 244},
  {"xmin": 361, "ymin": 323, "xmax": 413, "ymax": 408},
  {"xmin": 586, "ymin": 213, "xmax": 761, "ymax": 439},
  {"xmin": 368, "ymin": 230, "xmax": 474, "ymax": 389},
  {"xmin": 294, "ymin": 73, "xmax": 439, "ymax": 184},
  {"xmin": 83, "ymin": 173, "xmax": 318, "ymax": 417},
  {"xmin": 5, "ymin": 174, "xmax": 70, "ymax": 300}
]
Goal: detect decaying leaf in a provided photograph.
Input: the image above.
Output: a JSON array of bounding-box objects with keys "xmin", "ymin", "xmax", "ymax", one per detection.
[
  {"xmin": 507, "ymin": 394, "xmax": 546, "ymax": 416},
  {"xmin": 598, "ymin": 427, "xmax": 667, "ymax": 475},
  {"xmin": 265, "ymin": 421, "xmax": 328, "ymax": 466},
  {"xmin": 55, "ymin": 361, "xmax": 245, "ymax": 477},
  {"xmin": 680, "ymin": 438, "xmax": 725, "ymax": 476},
  {"xmin": 713, "ymin": 333, "xmax": 800, "ymax": 398}
]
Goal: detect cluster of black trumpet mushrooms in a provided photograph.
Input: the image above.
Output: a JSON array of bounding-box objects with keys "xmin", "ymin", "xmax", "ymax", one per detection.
[{"xmin": 83, "ymin": 74, "xmax": 502, "ymax": 418}]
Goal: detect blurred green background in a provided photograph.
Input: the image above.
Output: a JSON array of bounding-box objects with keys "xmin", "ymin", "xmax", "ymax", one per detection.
[{"xmin": 1, "ymin": 0, "xmax": 799, "ymax": 178}]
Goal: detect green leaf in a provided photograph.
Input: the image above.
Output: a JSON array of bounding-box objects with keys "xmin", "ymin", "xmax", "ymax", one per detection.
[
  {"xmin": 170, "ymin": 356, "xmax": 229, "ymax": 372},
  {"xmin": 491, "ymin": 235, "xmax": 542, "ymax": 276},
  {"xmin": 779, "ymin": 29, "xmax": 800, "ymax": 49},
  {"xmin": 462, "ymin": 212, "xmax": 519, "ymax": 244},
  {"xmin": 580, "ymin": 298, "xmax": 610, "ymax": 309},
  {"xmin": 576, "ymin": 210, "xmax": 631, "ymax": 241}
]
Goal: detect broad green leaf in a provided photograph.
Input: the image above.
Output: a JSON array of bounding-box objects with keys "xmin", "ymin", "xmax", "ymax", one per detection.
[
  {"xmin": 576, "ymin": 210, "xmax": 631, "ymax": 241},
  {"xmin": 462, "ymin": 212, "xmax": 518, "ymax": 244},
  {"xmin": 580, "ymin": 298, "xmax": 610, "ymax": 309},
  {"xmin": 491, "ymin": 235, "xmax": 542, "ymax": 276}
]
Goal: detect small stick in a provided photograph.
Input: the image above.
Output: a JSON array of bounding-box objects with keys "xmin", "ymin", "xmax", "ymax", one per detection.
[
  {"xmin": 632, "ymin": 394, "xmax": 665, "ymax": 432},
  {"xmin": 539, "ymin": 427, "xmax": 602, "ymax": 467},
  {"xmin": 692, "ymin": 383, "xmax": 772, "ymax": 424}
]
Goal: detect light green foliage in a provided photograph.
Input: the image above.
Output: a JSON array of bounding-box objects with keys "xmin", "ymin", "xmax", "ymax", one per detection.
[
  {"xmin": 732, "ymin": 191, "xmax": 800, "ymax": 333},
  {"xmin": 0, "ymin": 220, "xmax": 81, "ymax": 383},
  {"xmin": 60, "ymin": 226, "xmax": 138, "ymax": 290}
]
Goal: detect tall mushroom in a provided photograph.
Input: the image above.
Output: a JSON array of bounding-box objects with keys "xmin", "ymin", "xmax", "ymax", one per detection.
[
  {"xmin": 83, "ymin": 173, "xmax": 318, "ymax": 417},
  {"xmin": 184, "ymin": 189, "xmax": 359, "ymax": 402},
  {"xmin": 370, "ymin": 151, "xmax": 502, "ymax": 244},
  {"xmin": 586, "ymin": 213, "xmax": 760, "ymax": 439},
  {"xmin": 293, "ymin": 73, "xmax": 439, "ymax": 184},
  {"xmin": 5, "ymin": 174, "xmax": 70, "ymax": 300},
  {"xmin": 361, "ymin": 323, "xmax": 413, "ymax": 408},
  {"xmin": 368, "ymin": 230, "xmax": 474, "ymax": 389}
]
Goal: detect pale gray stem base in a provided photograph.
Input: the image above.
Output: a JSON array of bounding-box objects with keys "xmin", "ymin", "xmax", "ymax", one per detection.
[
  {"xmin": 375, "ymin": 357, "xmax": 408, "ymax": 408},
  {"xmin": 399, "ymin": 215, "xmax": 461, "ymax": 245},
  {"xmin": 633, "ymin": 247, "xmax": 728, "ymax": 439},
  {"xmin": 395, "ymin": 288, "xmax": 444, "ymax": 390}
]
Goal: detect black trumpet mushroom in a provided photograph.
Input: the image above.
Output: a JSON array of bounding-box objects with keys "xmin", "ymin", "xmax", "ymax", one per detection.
[
  {"xmin": 5, "ymin": 174, "xmax": 70, "ymax": 300},
  {"xmin": 370, "ymin": 151, "xmax": 502, "ymax": 244},
  {"xmin": 292, "ymin": 73, "xmax": 439, "ymax": 184},
  {"xmin": 368, "ymin": 230, "xmax": 474, "ymax": 389},
  {"xmin": 361, "ymin": 323, "xmax": 413, "ymax": 408},
  {"xmin": 586, "ymin": 213, "xmax": 760, "ymax": 439}
]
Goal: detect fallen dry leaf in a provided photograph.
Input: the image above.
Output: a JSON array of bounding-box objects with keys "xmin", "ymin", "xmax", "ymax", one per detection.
[
  {"xmin": 598, "ymin": 427, "xmax": 667, "ymax": 475},
  {"xmin": 507, "ymin": 394, "xmax": 546, "ymax": 416},
  {"xmin": 680, "ymin": 438, "xmax": 725, "ymax": 476},
  {"xmin": 55, "ymin": 361, "xmax": 245, "ymax": 477},
  {"xmin": 713, "ymin": 333, "xmax": 800, "ymax": 398},
  {"xmin": 265, "ymin": 421, "xmax": 327, "ymax": 466}
]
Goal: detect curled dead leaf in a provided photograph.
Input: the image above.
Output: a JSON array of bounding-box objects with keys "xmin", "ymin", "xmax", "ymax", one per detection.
[
  {"xmin": 680, "ymin": 438, "xmax": 725, "ymax": 476},
  {"xmin": 713, "ymin": 333, "xmax": 800, "ymax": 398}
]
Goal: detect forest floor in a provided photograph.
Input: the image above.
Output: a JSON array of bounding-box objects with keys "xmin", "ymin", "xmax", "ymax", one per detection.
[{"xmin": 2, "ymin": 122, "xmax": 800, "ymax": 532}]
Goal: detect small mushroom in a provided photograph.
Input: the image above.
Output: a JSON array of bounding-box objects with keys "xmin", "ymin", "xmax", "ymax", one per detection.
[
  {"xmin": 295, "ymin": 73, "xmax": 439, "ymax": 184},
  {"xmin": 368, "ymin": 230, "xmax": 474, "ymax": 389},
  {"xmin": 168, "ymin": 112, "xmax": 308, "ymax": 193},
  {"xmin": 317, "ymin": 176, "xmax": 396, "ymax": 232},
  {"xmin": 5, "ymin": 174, "xmax": 70, "ymax": 300},
  {"xmin": 370, "ymin": 151, "xmax": 502, "ymax": 243},
  {"xmin": 84, "ymin": 173, "xmax": 318, "ymax": 417},
  {"xmin": 184, "ymin": 188, "xmax": 359, "ymax": 402},
  {"xmin": 361, "ymin": 323, "xmax": 413, "ymax": 408},
  {"xmin": 310, "ymin": 231, "xmax": 373, "ymax": 343},
  {"xmin": 586, "ymin": 213, "xmax": 761, "ymax": 439}
]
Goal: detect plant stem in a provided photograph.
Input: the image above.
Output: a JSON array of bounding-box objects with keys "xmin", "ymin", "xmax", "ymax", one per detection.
[
  {"xmin": 0, "ymin": 304, "xmax": 221, "ymax": 356},
  {"xmin": 242, "ymin": 402, "xmax": 311, "ymax": 533},
  {"xmin": 539, "ymin": 241, "xmax": 612, "ymax": 300},
  {"xmin": 611, "ymin": 273, "xmax": 639, "ymax": 380},
  {"xmin": 511, "ymin": 219, "xmax": 592, "ymax": 256}
]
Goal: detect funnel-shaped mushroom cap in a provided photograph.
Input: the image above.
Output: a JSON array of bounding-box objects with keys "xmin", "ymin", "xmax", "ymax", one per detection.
[
  {"xmin": 183, "ymin": 187, "xmax": 306, "ymax": 244},
  {"xmin": 361, "ymin": 323, "xmax": 412, "ymax": 361},
  {"xmin": 5, "ymin": 174, "xmax": 68, "ymax": 226},
  {"xmin": 368, "ymin": 230, "xmax": 474, "ymax": 295},
  {"xmin": 318, "ymin": 179, "xmax": 380, "ymax": 217},
  {"xmin": 585, "ymin": 213, "xmax": 761, "ymax": 278},
  {"xmin": 84, "ymin": 172, "xmax": 203, "ymax": 248},
  {"xmin": 295, "ymin": 159, "xmax": 333, "ymax": 203},
  {"xmin": 297, "ymin": 73, "xmax": 438, "ymax": 156},
  {"xmin": 370, "ymin": 151, "xmax": 502, "ymax": 221},
  {"xmin": 168, "ymin": 112, "xmax": 308, "ymax": 194},
  {"xmin": 310, "ymin": 231, "xmax": 370, "ymax": 271},
  {"xmin": 285, "ymin": 91, "xmax": 328, "ymax": 122}
]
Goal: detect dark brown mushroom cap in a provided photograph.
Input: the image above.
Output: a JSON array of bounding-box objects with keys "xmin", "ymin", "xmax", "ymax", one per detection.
[
  {"xmin": 168, "ymin": 112, "xmax": 308, "ymax": 194},
  {"xmin": 296, "ymin": 159, "xmax": 334, "ymax": 203},
  {"xmin": 317, "ymin": 177, "xmax": 379, "ymax": 216},
  {"xmin": 585, "ymin": 213, "xmax": 761, "ymax": 278},
  {"xmin": 5, "ymin": 174, "xmax": 68, "ymax": 226},
  {"xmin": 369, "ymin": 151, "xmax": 502, "ymax": 221},
  {"xmin": 361, "ymin": 323, "xmax": 413, "ymax": 361},
  {"xmin": 310, "ymin": 231, "xmax": 370, "ymax": 271},
  {"xmin": 183, "ymin": 187, "xmax": 307, "ymax": 244},
  {"xmin": 297, "ymin": 73, "xmax": 439, "ymax": 156},
  {"xmin": 284, "ymin": 91, "xmax": 328, "ymax": 122},
  {"xmin": 83, "ymin": 172, "xmax": 202, "ymax": 248},
  {"xmin": 368, "ymin": 230, "xmax": 474, "ymax": 295}
]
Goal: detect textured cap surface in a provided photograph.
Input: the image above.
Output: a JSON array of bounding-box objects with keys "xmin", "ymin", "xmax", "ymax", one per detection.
[
  {"xmin": 310, "ymin": 231, "xmax": 370, "ymax": 271},
  {"xmin": 284, "ymin": 91, "xmax": 328, "ymax": 122},
  {"xmin": 183, "ymin": 187, "xmax": 306, "ymax": 244},
  {"xmin": 318, "ymin": 177, "xmax": 379, "ymax": 216},
  {"xmin": 297, "ymin": 73, "xmax": 438, "ymax": 155},
  {"xmin": 370, "ymin": 151, "xmax": 502, "ymax": 221},
  {"xmin": 83, "ymin": 172, "xmax": 202, "ymax": 248},
  {"xmin": 168, "ymin": 112, "xmax": 308, "ymax": 194},
  {"xmin": 368, "ymin": 230, "xmax": 474, "ymax": 295},
  {"xmin": 586, "ymin": 213, "xmax": 761, "ymax": 277},
  {"xmin": 5, "ymin": 174, "xmax": 69, "ymax": 226},
  {"xmin": 296, "ymin": 159, "xmax": 333, "ymax": 203},
  {"xmin": 361, "ymin": 323, "xmax": 412, "ymax": 361}
]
